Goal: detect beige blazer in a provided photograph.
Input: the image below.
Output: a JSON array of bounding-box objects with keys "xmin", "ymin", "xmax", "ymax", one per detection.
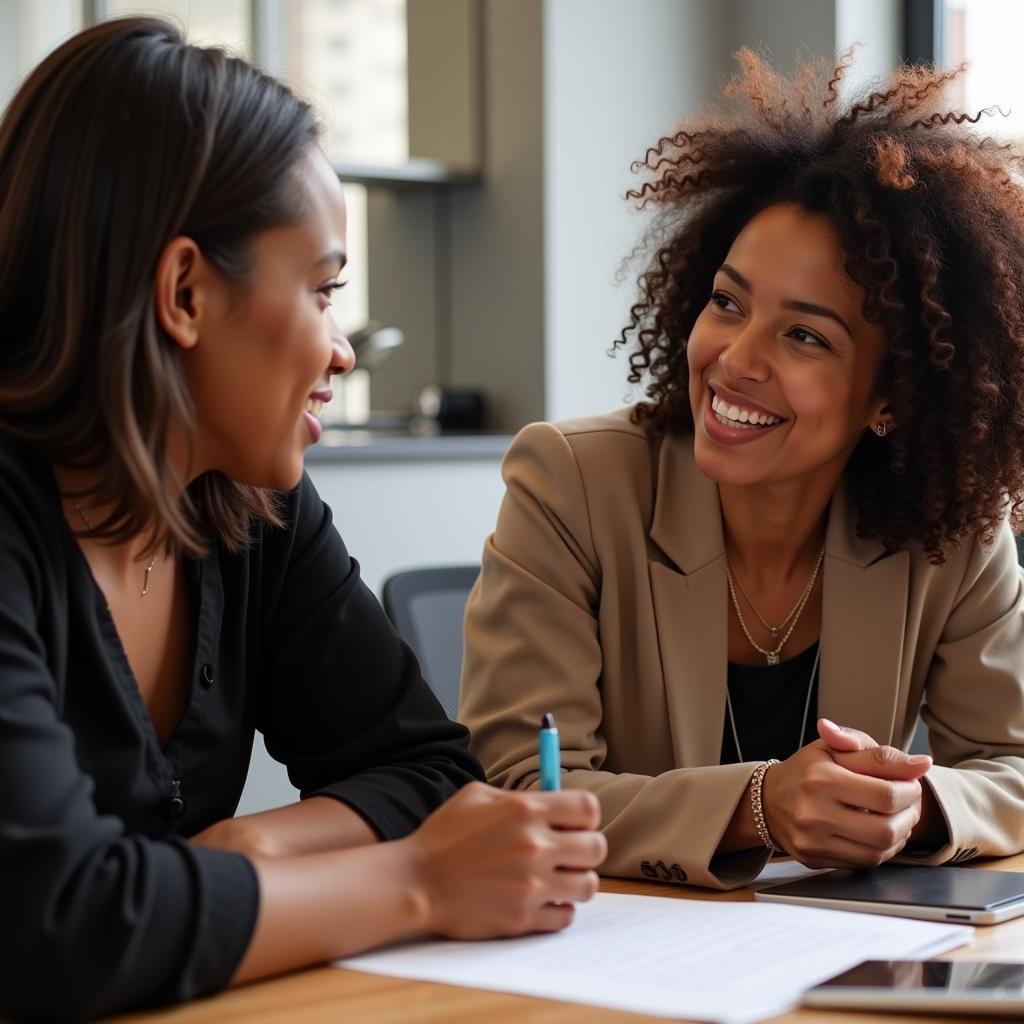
[{"xmin": 460, "ymin": 408, "xmax": 1024, "ymax": 889}]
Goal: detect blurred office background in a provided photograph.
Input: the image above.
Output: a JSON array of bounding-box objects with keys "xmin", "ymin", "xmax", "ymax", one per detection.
[
  {"xmin": 5, "ymin": 1, "xmax": 1018, "ymax": 443},
  {"xmin": 1, "ymin": 0, "xmax": 1018, "ymax": 807}
]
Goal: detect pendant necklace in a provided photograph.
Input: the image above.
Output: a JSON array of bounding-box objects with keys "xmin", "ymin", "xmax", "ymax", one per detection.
[
  {"xmin": 72, "ymin": 501, "xmax": 157, "ymax": 598},
  {"xmin": 726, "ymin": 544, "xmax": 825, "ymax": 665},
  {"xmin": 726, "ymin": 643, "xmax": 821, "ymax": 762}
]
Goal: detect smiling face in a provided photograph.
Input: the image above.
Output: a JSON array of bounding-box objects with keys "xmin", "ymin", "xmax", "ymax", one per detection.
[
  {"xmin": 687, "ymin": 202, "xmax": 889, "ymax": 491},
  {"xmin": 178, "ymin": 146, "xmax": 354, "ymax": 491}
]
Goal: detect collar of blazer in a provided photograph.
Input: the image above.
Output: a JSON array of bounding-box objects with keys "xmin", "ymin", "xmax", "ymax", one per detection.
[{"xmin": 646, "ymin": 432, "xmax": 911, "ymax": 764}]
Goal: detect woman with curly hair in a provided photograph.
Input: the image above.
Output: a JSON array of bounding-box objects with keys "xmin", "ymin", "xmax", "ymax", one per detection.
[{"xmin": 460, "ymin": 50, "xmax": 1024, "ymax": 889}]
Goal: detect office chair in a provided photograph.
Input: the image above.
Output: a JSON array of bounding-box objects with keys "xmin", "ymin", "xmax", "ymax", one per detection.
[{"xmin": 382, "ymin": 566, "xmax": 480, "ymax": 720}]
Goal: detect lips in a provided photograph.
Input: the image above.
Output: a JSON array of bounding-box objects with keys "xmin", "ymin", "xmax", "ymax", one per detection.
[
  {"xmin": 702, "ymin": 383, "xmax": 785, "ymax": 446},
  {"xmin": 710, "ymin": 393, "xmax": 782, "ymax": 429},
  {"xmin": 302, "ymin": 408, "xmax": 322, "ymax": 443},
  {"xmin": 708, "ymin": 383, "xmax": 785, "ymax": 426}
]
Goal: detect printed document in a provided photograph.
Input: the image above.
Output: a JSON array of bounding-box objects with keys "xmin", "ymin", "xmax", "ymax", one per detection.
[{"xmin": 337, "ymin": 892, "xmax": 970, "ymax": 1023}]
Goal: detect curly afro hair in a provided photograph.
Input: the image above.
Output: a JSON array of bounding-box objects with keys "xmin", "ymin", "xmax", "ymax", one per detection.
[{"xmin": 617, "ymin": 49, "xmax": 1024, "ymax": 563}]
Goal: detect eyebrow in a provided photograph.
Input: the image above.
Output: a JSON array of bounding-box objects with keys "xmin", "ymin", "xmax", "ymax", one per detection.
[
  {"xmin": 314, "ymin": 249, "xmax": 348, "ymax": 271},
  {"xmin": 718, "ymin": 263, "xmax": 852, "ymax": 339}
]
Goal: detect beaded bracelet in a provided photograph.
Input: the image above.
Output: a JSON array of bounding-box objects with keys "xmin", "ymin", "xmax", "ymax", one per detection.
[{"xmin": 750, "ymin": 759, "xmax": 785, "ymax": 854}]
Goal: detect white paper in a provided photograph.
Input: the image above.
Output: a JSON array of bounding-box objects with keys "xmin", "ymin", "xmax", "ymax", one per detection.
[{"xmin": 337, "ymin": 893, "xmax": 970, "ymax": 1024}]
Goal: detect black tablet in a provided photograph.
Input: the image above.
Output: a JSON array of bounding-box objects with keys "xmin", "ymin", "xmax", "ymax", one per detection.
[{"xmin": 754, "ymin": 864, "xmax": 1024, "ymax": 924}]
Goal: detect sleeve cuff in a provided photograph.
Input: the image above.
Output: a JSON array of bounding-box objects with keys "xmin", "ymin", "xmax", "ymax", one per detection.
[
  {"xmin": 894, "ymin": 770, "xmax": 959, "ymax": 866},
  {"xmin": 173, "ymin": 843, "xmax": 261, "ymax": 1000},
  {"xmin": 302, "ymin": 779, "xmax": 419, "ymax": 841}
]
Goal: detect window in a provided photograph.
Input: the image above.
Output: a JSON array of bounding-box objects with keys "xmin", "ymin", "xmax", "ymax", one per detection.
[
  {"xmin": 941, "ymin": 1, "xmax": 1024, "ymax": 139},
  {"xmin": 1, "ymin": 0, "xmax": 372, "ymax": 334},
  {"xmin": 100, "ymin": 1, "xmax": 372, "ymax": 331},
  {"xmin": 105, "ymin": 0, "xmax": 251, "ymax": 58},
  {"xmin": 334, "ymin": 184, "xmax": 369, "ymax": 335},
  {"xmin": 287, "ymin": 0, "xmax": 407, "ymax": 167}
]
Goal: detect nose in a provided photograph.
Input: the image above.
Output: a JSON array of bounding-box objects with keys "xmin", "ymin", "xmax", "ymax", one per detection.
[
  {"xmin": 717, "ymin": 321, "xmax": 770, "ymax": 383},
  {"xmin": 327, "ymin": 311, "xmax": 355, "ymax": 377}
]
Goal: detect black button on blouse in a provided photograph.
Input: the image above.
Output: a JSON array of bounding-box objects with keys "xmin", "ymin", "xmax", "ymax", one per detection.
[{"xmin": 0, "ymin": 441, "xmax": 482, "ymax": 1021}]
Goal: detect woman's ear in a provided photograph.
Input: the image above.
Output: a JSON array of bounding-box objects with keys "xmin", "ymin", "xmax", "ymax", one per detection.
[
  {"xmin": 869, "ymin": 398, "xmax": 896, "ymax": 437},
  {"xmin": 154, "ymin": 237, "xmax": 207, "ymax": 351}
]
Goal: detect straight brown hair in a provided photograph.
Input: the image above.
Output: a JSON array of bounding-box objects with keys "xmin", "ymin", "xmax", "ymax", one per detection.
[{"xmin": 0, "ymin": 17, "xmax": 320, "ymax": 554}]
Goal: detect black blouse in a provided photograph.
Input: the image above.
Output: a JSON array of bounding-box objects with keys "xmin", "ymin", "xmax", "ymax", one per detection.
[
  {"xmin": 720, "ymin": 642, "xmax": 821, "ymax": 765},
  {"xmin": 0, "ymin": 441, "xmax": 482, "ymax": 1022}
]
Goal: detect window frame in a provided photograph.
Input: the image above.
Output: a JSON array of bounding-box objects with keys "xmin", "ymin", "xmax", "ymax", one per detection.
[{"xmin": 903, "ymin": 0, "xmax": 944, "ymax": 63}]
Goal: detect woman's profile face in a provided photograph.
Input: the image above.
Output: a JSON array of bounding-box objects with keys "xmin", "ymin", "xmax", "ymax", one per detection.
[
  {"xmin": 181, "ymin": 146, "xmax": 354, "ymax": 491},
  {"xmin": 686, "ymin": 202, "xmax": 887, "ymax": 492}
]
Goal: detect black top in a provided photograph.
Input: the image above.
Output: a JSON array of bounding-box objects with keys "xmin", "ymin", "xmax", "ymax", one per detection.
[
  {"xmin": 720, "ymin": 642, "xmax": 821, "ymax": 765},
  {"xmin": 0, "ymin": 441, "xmax": 482, "ymax": 1022}
]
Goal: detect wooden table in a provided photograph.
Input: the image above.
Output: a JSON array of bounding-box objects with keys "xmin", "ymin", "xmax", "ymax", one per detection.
[{"xmin": 114, "ymin": 854, "xmax": 1024, "ymax": 1024}]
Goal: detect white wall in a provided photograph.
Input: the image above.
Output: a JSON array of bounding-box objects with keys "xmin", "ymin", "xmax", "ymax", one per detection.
[
  {"xmin": 542, "ymin": 0, "xmax": 903, "ymax": 425},
  {"xmin": 307, "ymin": 456, "xmax": 507, "ymax": 597},
  {"xmin": 543, "ymin": 0, "xmax": 732, "ymax": 424},
  {"xmin": 836, "ymin": 0, "xmax": 902, "ymax": 97},
  {"xmin": 731, "ymin": 0, "xmax": 835, "ymax": 71},
  {"xmin": 729, "ymin": 0, "xmax": 901, "ymax": 103},
  {"xmin": 0, "ymin": 0, "xmax": 81, "ymax": 113},
  {"xmin": 236, "ymin": 452, "xmax": 508, "ymax": 813}
]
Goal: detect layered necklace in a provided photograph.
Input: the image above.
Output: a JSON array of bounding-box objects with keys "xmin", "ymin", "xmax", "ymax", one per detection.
[
  {"xmin": 726, "ymin": 644, "xmax": 821, "ymax": 762},
  {"xmin": 72, "ymin": 501, "xmax": 158, "ymax": 598},
  {"xmin": 724, "ymin": 544, "xmax": 825, "ymax": 761},
  {"xmin": 725, "ymin": 543, "xmax": 825, "ymax": 666}
]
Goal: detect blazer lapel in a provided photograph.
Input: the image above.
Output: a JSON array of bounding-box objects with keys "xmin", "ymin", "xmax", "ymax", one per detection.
[
  {"xmin": 819, "ymin": 483, "xmax": 909, "ymax": 745},
  {"xmin": 647, "ymin": 437, "xmax": 729, "ymax": 768},
  {"xmin": 645, "ymin": 440, "xmax": 910, "ymax": 761}
]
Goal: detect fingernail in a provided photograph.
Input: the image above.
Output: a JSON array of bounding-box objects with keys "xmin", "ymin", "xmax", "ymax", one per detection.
[
  {"xmin": 821, "ymin": 718, "xmax": 839, "ymax": 730},
  {"xmin": 908, "ymin": 754, "xmax": 932, "ymax": 766}
]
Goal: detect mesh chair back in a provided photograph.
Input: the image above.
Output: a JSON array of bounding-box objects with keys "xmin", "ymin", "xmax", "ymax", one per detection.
[{"xmin": 382, "ymin": 566, "xmax": 480, "ymax": 720}]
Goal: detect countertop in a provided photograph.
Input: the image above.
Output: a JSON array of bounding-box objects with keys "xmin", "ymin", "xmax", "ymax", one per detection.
[{"xmin": 305, "ymin": 429, "xmax": 513, "ymax": 463}]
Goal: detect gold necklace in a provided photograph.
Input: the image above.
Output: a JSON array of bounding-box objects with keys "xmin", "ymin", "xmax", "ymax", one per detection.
[
  {"xmin": 729, "ymin": 562, "xmax": 805, "ymax": 643},
  {"xmin": 726, "ymin": 643, "xmax": 821, "ymax": 761},
  {"xmin": 726, "ymin": 544, "xmax": 825, "ymax": 665},
  {"xmin": 71, "ymin": 501, "xmax": 157, "ymax": 598}
]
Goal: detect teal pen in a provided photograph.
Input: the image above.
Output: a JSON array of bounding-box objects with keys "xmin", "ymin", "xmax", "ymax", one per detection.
[{"xmin": 539, "ymin": 713, "xmax": 561, "ymax": 791}]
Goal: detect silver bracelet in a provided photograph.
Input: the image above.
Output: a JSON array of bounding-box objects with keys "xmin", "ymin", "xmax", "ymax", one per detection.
[{"xmin": 750, "ymin": 759, "xmax": 785, "ymax": 854}]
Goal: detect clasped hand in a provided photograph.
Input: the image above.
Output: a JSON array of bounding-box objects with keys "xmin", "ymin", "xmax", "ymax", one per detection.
[{"xmin": 762, "ymin": 718, "xmax": 933, "ymax": 869}]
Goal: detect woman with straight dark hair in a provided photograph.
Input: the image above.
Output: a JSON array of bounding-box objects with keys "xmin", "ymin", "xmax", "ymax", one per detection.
[{"xmin": 0, "ymin": 18, "xmax": 605, "ymax": 1021}]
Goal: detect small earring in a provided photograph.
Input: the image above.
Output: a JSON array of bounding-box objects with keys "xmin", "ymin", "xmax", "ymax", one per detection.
[{"xmin": 875, "ymin": 423, "xmax": 887, "ymax": 438}]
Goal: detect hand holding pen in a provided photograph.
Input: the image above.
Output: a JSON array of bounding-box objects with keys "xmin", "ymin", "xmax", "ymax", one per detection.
[{"xmin": 398, "ymin": 713, "xmax": 606, "ymax": 939}]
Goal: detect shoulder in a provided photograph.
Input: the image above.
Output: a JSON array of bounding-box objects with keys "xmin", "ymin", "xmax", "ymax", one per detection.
[
  {"xmin": 501, "ymin": 407, "xmax": 677, "ymax": 539},
  {"xmin": 0, "ymin": 438, "xmax": 59, "ymax": 539},
  {"xmin": 253, "ymin": 470, "xmax": 351, "ymax": 572},
  {"xmin": 0, "ymin": 437, "xmax": 46, "ymax": 492},
  {"xmin": 276, "ymin": 470, "xmax": 329, "ymax": 534},
  {"xmin": 908, "ymin": 520, "xmax": 1022, "ymax": 626},
  {"xmin": 517, "ymin": 406, "xmax": 652, "ymax": 447},
  {"xmin": 0, "ymin": 439, "xmax": 62, "ymax": 608},
  {"xmin": 508, "ymin": 406, "xmax": 659, "ymax": 482}
]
